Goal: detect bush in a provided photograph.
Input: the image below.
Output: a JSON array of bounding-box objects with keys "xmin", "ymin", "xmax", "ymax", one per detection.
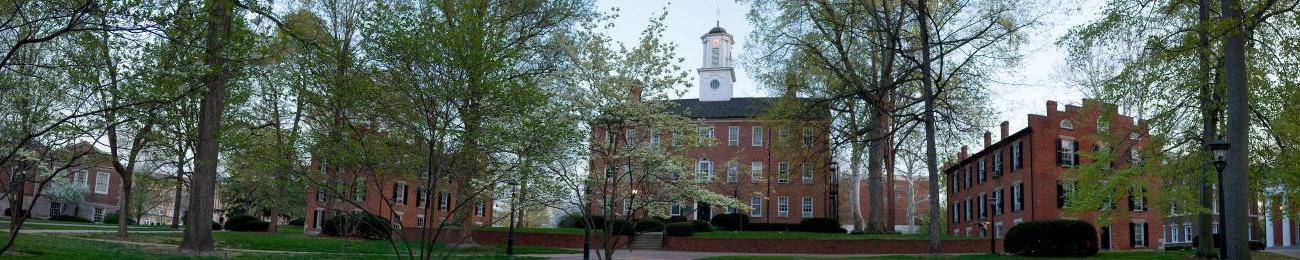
[
  {"xmin": 566, "ymin": 215, "xmax": 607, "ymax": 229},
  {"xmin": 1250, "ymin": 240, "xmax": 1265, "ymax": 251},
  {"xmin": 1004, "ymin": 220, "xmax": 1098, "ymax": 257},
  {"xmin": 49, "ymin": 215, "xmax": 92, "ymax": 223},
  {"xmin": 710, "ymin": 213, "xmax": 750, "ymax": 231},
  {"xmin": 666, "ymin": 222, "xmax": 695, "ymax": 237},
  {"xmin": 667, "ymin": 216, "xmax": 688, "ymax": 223},
  {"xmin": 321, "ymin": 213, "xmax": 392, "ymax": 239},
  {"xmin": 4, "ymin": 208, "xmax": 29, "ymax": 217},
  {"xmin": 225, "ymin": 215, "xmax": 271, "ymax": 232},
  {"xmin": 288, "ymin": 218, "xmax": 305, "ymax": 226},
  {"xmin": 798, "ymin": 218, "xmax": 845, "ymax": 233},
  {"xmin": 635, "ymin": 218, "xmax": 664, "ymax": 232},
  {"xmin": 690, "ymin": 220, "xmax": 712, "ymax": 233},
  {"xmin": 212, "ymin": 221, "xmax": 223, "ymax": 231},
  {"xmin": 607, "ymin": 219, "xmax": 636, "ymax": 236},
  {"xmin": 103, "ymin": 213, "xmax": 137, "ymax": 225}
]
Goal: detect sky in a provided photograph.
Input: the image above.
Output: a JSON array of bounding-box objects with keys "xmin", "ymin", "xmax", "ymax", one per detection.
[{"xmin": 594, "ymin": 0, "xmax": 1105, "ymax": 136}]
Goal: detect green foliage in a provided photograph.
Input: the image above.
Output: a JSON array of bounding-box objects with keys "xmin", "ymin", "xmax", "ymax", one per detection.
[
  {"xmin": 288, "ymin": 218, "xmax": 305, "ymax": 226},
  {"xmin": 1004, "ymin": 220, "xmax": 1098, "ymax": 257},
  {"xmin": 798, "ymin": 218, "xmax": 846, "ymax": 233},
  {"xmin": 635, "ymin": 218, "xmax": 664, "ymax": 232},
  {"xmin": 666, "ymin": 222, "xmax": 695, "ymax": 237},
  {"xmin": 690, "ymin": 220, "xmax": 713, "ymax": 233},
  {"xmin": 710, "ymin": 213, "xmax": 750, "ymax": 231},
  {"xmin": 225, "ymin": 215, "xmax": 271, "ymax": 232},
  {"xmin": 321, "ymin": 213, "xmax": 391, "ymax": 240},
  {"xmin": 102, "ymin": 213, "xmax": 136, "ymax": 225}
]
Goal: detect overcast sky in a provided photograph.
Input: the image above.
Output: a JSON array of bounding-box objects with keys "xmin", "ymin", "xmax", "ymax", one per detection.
[{"xmin": 594, "ymin": 0, "xmax": 1105, "ymax": 135}]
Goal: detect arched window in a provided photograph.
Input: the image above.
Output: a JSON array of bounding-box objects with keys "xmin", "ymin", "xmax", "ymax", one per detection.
[
  {"xmin": 1060, "ymin": 119, "xmax": 1074, "ymax": 129},
  {"xmin": 696, "ymin": 158, "xmax": 713, "ymax": 182}
]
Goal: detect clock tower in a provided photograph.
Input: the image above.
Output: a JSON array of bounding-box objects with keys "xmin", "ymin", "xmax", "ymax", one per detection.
[{"xmin": 698, "ymin": 24, "xmax": 736, "ymax": 102}]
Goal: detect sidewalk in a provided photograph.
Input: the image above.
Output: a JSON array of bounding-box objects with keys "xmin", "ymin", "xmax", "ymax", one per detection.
[
  {"xmin": 18, "ymin": 229, "xmax": 182, "ymax": 234},
  {"xmin": 0, "ymin": 220, "xmax": 164, "ymax": 229}
]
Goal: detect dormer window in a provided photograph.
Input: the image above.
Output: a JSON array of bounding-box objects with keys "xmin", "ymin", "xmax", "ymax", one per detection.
[{"xmin": 1060, "ymin": 119, "xmax": 1074, "ymax": 130}]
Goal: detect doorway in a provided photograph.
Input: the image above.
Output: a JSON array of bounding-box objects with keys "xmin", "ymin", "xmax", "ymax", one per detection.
[
  {"xmin": 696, "ymin": 202, "xmax": 712, "ymax": 221},
  {"xmin": 1100, "ymin": 226, "xmax": 1112, "ymax": 250}
]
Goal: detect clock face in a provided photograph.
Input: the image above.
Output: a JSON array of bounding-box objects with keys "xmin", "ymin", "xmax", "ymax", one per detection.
[
  {"xmin": 710, "ymin": 38, "xmax": 721, "ymax": 46},
  {"xmin": 710, "ymin": 79, "xmax": 720, "ymax": 89}
]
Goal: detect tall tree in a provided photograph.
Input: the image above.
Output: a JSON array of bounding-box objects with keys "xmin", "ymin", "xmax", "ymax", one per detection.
[{"xmin": 180, "ymin": 0, "xmax": 235, "ymax": 253}]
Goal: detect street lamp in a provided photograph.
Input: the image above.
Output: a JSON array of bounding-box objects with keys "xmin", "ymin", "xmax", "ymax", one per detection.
[
  {"xmin": 1210, "ymin": 140, "xmax": 1230, "ymax": 259},
  {"xmin": 980, "ymin": 219, "xmax": 995, "ymax": 256}
]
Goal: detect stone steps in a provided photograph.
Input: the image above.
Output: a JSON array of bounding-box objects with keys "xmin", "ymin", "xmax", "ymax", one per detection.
[{"xmin": 630, "ymin": 232, "xmax": 664, "ymax": 250}]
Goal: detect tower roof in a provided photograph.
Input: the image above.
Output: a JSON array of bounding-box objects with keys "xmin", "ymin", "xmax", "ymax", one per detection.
[{"xmin": 708, "ymin": 26, "xmax": 727, "ymax": 34}]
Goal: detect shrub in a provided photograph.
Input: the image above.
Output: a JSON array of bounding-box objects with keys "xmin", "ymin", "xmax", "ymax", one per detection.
[
  {"xmin": 288, "ymin": 218, "xmax": 305, "ymax": 226},
  {"xmin": 1004, "ymin": 220, "xmax": 1098, "ymax": 257},
  {"xmin": 49, "ymin": 215, "xmax": 92, "ymax": 223},
  {"xmin": 212, "ymin": 221, "xmax": 223, "ymax": 231},
  {"xmin": 103, "ymin": 213, "xmax": 137, "ymax": 225},
  {"xmin": 666, "ymin": 216, "xmax": 688, "ymax": 223},
  {"xmin": 1250, "ymin": 240, "xmax": 1265, "ymax": 251},
  {"xmin": 690, "ymin": 220, "xmax": 712, "ymax": 233},
  {"xmin": 666, "ymin": 222, "xmax": 694, "ymax": 237},
  {"xmin": 710, "ymin": 213, "xmax": 750, "ymax": 231},
  {"xmin": 4, "ymin": 208, "xmax": 29, "ymax": 217},
  {"xmin": 798, "ymin": 218, "xmax": 845, "ymax": 233},
  {"xmin": 566, "ymin": 215, "xmax": 607, "ymax": 229},
  {"xmin": 321, "ymin": 213, "xmax": 392, "ymax": 239},
  {"xmin": 607, "ymin": 219, "xmax": 635, "ymax": 236},
  {"xmin": 225, "ymin": 215, "xmax": 271, "ymax": 232},
  {"xmin": 635, "ymin": 218, "xmax": 664, "ymax": 232}
]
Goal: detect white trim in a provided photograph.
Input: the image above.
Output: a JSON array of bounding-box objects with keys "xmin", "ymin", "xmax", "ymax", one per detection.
[{"xmin": 94, "ymin": 172, "xmax": 110, "ymax": 194}]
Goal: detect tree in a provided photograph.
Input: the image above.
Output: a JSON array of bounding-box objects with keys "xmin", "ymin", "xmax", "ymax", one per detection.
[
  {"xmin": 42, "ymin": 177, "xmax": 89, "ymax": 217},
  {"xmin": 180, "ymin": 0, "xmax": 236, "ymax": 253}
]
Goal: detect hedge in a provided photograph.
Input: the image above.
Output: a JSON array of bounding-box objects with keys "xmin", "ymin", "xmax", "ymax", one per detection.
[
  {"xmin": 666, "ymin": 222, "xmax": 695, "ymax": 237},
  {"xmin": 288, "ymin": 218, "xmax": 305, "ymax": 226},
  {"xmin": 690, "ymin": 220, "xmax": 712, "ymax": 233},
  {"xmin": 1004, "ymin": 220, "xmax": 1098, "ymax": 257},
  {"xmin": 667, "ymin": 216, "xmax": 688, "ymax": 223},
  {"xmin": 212, "ymin": 221, "xmax": 223, "ymax": 231},
  {"xmin": 103, "ymin": 213, "xmax": 137, "ymax": 225},
  {"xmin": 225, "ymin": 215, "xmax": 271, "ymax": 232},
  {"xmin": 710, "ymin": 213, "xmax": 750, "ymax": 231},
  {"xmin": 798, "ymin": 218, "xmax": 845, "ymax": 233},
  {"xmin": 322, "ymin": 213, "xmax": 392, "ymax": 240},
  {"xmin": 635, "ymin": 218, "xmax": 664, "ymax": 232}
]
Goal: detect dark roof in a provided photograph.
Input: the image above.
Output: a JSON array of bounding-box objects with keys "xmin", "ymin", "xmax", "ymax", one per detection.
[
  {"xmin": 668, "ymin": 97, "xmax": 827, "ymax": 120},
  {"xmin": 708, "ymin": 26, "xmax": 727, "ymax": 34}
]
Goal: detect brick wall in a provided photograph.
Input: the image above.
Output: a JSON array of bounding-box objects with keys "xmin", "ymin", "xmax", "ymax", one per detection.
[
  {"xmin": 666, "ymin": 237, "xmax": 993, "ymax": 254},
  {"xmin": 397, "ymin": 228, "xmax": 627, "ymax": 249}
]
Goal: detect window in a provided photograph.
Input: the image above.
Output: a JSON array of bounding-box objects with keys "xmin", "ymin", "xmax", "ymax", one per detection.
[
  {"xmin": 75, "ymin": 171, "xmax": 88, "ymax": 187},
  {"xmin": 977, "ymin": 159, "xmax": 986, "ymax": 182},
  {"xmin": 393, "ymin": 214, "xmax": 403, "ymax": 228},
  {"xmin": 94, "ymin": 172, "xmax": 109, "ymax": 194},
  {"xmin": 696, "ymin": 159, "xmax": 713, "ymax": 182},
  {"xmin": 49, "ymin": 202, "xmax": 62, "ymax": 216},
  {"xmin": 726, "ymin": 162, "xmax": 738, "ymax": 183},
  {"xmin": 416, "ymin": 215, "xmax": 426, "ymax": 227},
  {"xmin": 802, "ymin": 128, "xmax": 814, "ymax": 147},
  {"xmin": 1057, "ymin": 181, "xmax": 1075, "ymax": 208},
  {"xmin": 1170, "ymin": 224, "xmax": 1179, "ymax": 244},
  {"xmin": 1129, "ymin": 148, "xmax": 1142, "ymax": 164},
  {"xmin": 649, "ymin": 129, "xmax": 660, "ymax": 145},
  {"xmin": 475, "ymin": 201, "xmax": 486, "ymax": 216},
  {"xmin": 750, "ymin": 197, "xmax": 763, "ymax": 217},
  {"xmin": 93, "ymin": 208, "xmax": 105, "ymax": 222},
  {"xmin": 1060, "ymin": 119, "xmax": 1074, "ymax": 129},
  {"xmin": 992, "ymin": 151, "xmax": 1003, "ymax": 176},
  {"xmin": 991, "ymin": 189, "xmax": 1002, "ymax": 215},
  {"xmin": 623, "ymin": 198, "xmax": 632, "ymax": 215},
  {"xmin": 1057, "ymin": 138, "xmax": 1079, "ymax": 167},
  {"xmin": 316, "ymin": 187, "xmax": 327, "ymax": 202},
  {"xmin": 438, "ymin": 192, "xmax": 450, "ymax": 210},
  {"xmin": 354, "ymin": 177, "xmax": 366, "ymax": 201},
  {"xmin": 711, "ymin": 47, "xmax": 720, "ymax": 67},
  {"xmin": 1130, "ymin": 190, "xmax": 1147, "ymax": 212},
  {"xmin": 728, "ymin": 126, "xmax": 739, "ymax": 146},
  {"xmin": 777, "ymin": 162, "xmax": 790, "ymax": 183},
  {"xmin": 416, "ymin": 187, "xmax": 428, "ymax": 208},
  {"xmin": 604, "ymin": 129, "xmax": 613, "ymax": 145},
  {"xmin": 1012, "ymin": 183, "xmax": 1023, "ymax": 212},
  {"xmin": 1011, "ymin": 142, "xmax": 1024, "ymax": 170},
  {"xmin": 963, "ymin": 168, "xmax": 971, "ymax": 189},
  {"xmin": 751, "ymin": 162, "xmax": 763, "ymax": 183},
  {"xmin": 393, "ymin": 182, "xmax": 408, "ymax": 205},
  {"xmin": 1131, "ymin": 221, "xmax": 1147, "ymax": 248},
  {"xmin": 625, "ymin": 129, "xmax": 637, "ymax": 146},
  {"xmin": 801, "ymin": 164, "xmax": 813, "ymax": 184},
  {"xmin": 978, "ymin": 193, "xmax": 986, "ymax": 218},
  {"xmin": 698, "ymin": 127, "xmax": 715, "ymax": 146},
  {"xmin": 752, "ymin": 126, "xmax": 764, "ymax": 146},
  {"xmin": 313, "ymin": 209, "xmax": 324, "ymax": 228},
  {"xmin": 671, "ymin": 201, "xmax": 682, "ymax": 216},
  {"xmin": 801, "ymin": 197, "xmax": 814, "ymax": 218},
  {"xmin": 1183, "ymin": 223, "xmax": 1192, "ymax": 243},
  {"xmin": 778, "ymin": 128, "xmax": 789, "ymax": 145},
  {"xmin": 672, "ymin": 131, "xmax": 682, "ymax": 146},
  {"xmin": 995, "ymin": 222, "xmax": 1005, "ymax": 238},
  {"xmin": 777, "ymin": 196, "xmax": 789, "ymax": 217},
  {"xmin": 964, "ymin": 198, "xmax": 972, "ymax": 221},
  {"xmin": 1098, "ymin": 118, "xmax": 1110, "ymax": 132}
]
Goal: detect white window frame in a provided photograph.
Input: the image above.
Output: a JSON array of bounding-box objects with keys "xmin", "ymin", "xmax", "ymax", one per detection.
[
  {"xmin": 750, "ymin": 162, "xmax": 763, "ymax": 183},
  {"xmin": 801, "ymin": 164, "xmax": 813, "ymax": 184},
  {"xmin": 802, "ymin": 128, "xmax": 814, "ymax": 147},
  {"xmin": 752, "ymin": 126, "xmax": 764, "ymax": 146},
  {"xmin": 1134, "ymin": 220, "xmax": 1147, "ymax": 247},
  {"xmin": 313, "ymin": 209, "xmax": 325, "ymax": 228},
  {"xmin": 726, "ymin": 162, "xmax": 738, "ymax": 183},
  {"xmin": 696, "ymin": 159, "xmax": 713, "ymax": 182},
  {"xmin": 749, "ymin": 197, "xmax": 762, "ymax": 217},
  {"xmin": 394, "ymin": 182, "xmax": 407, "ymax": 205},
  {"xmin": 416, "ymin": 186, "xmax": 428, "ymax": 208},
  {"xmin": 801, "ymin": 197, "xmax": 813, "ymax": 218},
  {"xmin": 75, "ymin": 171, "xmax": 88, "ymax": 188},
  {"xmin": 438, "ymin": 192, "xmax": 450, "ymax": 211},
  {"xmin": 1012, "ymin": 182, "xmax": 1023, "ymax": 211},
  {"xmin": 698, "ymin": 127, "xmax": 715, "ymax": 146},
  {"xmin": 777, "ymin": 196, "xmax": 789, "ymax": 217},
  {"xmin": 671, "ymin": 201, "xmax": 682, "ymax": 216},
  {"xmin": 728, "ymin": 126, "xmax": 739, "ymax": 146},
  {"xmin": 94, "ymin": 172, "xmax": 109, "ymax": 194},
  {"xmin": 93, "ymin": 208, "xmax": 105, "ymax": 222},
  {"xmin": 625, "ymin": 129, "xmax": 637, "ymax": 146},
  {"xmin": 1060, "ymin": 119, "xmax": 1074, "ymax": 129},
  {"xmin": 995, "ymin": 222, "xmax": 1005, "ymax": 238},
  {"xmin": 649, "ymin": 129, "xmax": 660, "ymax": 145},
  {"xmin": 777, "ymin": 162, "xmax": 790, "ymax": 183},
  {"xmin": 416, "ymin": 215, "xmax": 426, "ymax": 227}
]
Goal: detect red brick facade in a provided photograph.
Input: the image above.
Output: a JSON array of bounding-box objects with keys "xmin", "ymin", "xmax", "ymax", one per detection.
[
  {"xmin": 303, "ymin": 158, "xmax": 492, "ymax": 235},
  {"xmin": 1, "ymin": 153, "xmax": 122, "ymax": 222},
  {"xmin": 665, "ymin": 236, "xmax": 990, "ymax": 254},
  {"xmin": 945, "ymin": 99, "xmax": 1161, "ymax": 250}
]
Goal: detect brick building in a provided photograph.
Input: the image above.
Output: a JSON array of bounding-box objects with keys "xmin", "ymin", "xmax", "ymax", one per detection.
[
  {"xmin": 302, "ymin": 157, "xmax": 493, "ymax": 235},
  {"xmin": 845, "ymin": 175, "xmax": 932, "ymax": 233},
  {"xmin": 945, "ymin": 99, "xmax": 1161, "ymax": 250},
  {"xmin": 0, "ymin": 144, "xmax": 121, "ymax": 223}
]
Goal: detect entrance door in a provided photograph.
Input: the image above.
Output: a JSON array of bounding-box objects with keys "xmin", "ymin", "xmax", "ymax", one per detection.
[
  {"xmin": 696, "ymin": 202, "xmax": 712, "ymax": 221},
  {"xmin": 1100, "ymin": 226, "xmax": 1112, "ymax": 250}
]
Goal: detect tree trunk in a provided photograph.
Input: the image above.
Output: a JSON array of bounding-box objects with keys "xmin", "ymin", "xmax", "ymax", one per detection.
[
  {"xmin": 918, "ymin": 0, "xmax": 942, "ymax": 253},
  {"xmin": 1195, "ymin": 0, "xmax": 1218, "ymax": 256},
  {"xmin": 1218, "ymin": 0, "xmax": 1250, "ymax": 257},
  {"xmin": 848, "ymin": 102, "xmax": 866, "ymax": 233},
  {"xmin": 179, "ymin": 0, "xmax": 233, "ymax": 254},
  {"xmin": 171, "ymin": 174, "xmax": 184, "ymax": 229},
  {"xmin": 267, "ymin": 173, "xmax": 282, "ymax": 233},
  {"xmin": 118, "ymin": 175, "xmax": 132, "ymax": 239}
]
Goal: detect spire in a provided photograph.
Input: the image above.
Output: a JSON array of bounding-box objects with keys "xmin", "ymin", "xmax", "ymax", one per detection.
[{"xmin": 715, "ymin": 3, "xmax": 720, "ymax": 27}]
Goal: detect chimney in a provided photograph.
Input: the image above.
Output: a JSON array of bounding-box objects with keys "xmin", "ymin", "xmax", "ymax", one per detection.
[
  {"xmin": 1046, "ymin": 100, "xmax": 1058, "ymax": 113},
  {"xmin": 783, "ymin": 72, "xmax": 799, "ymax": 98},
  {"xmin": 629, "ymin": 79, "xmax": 643, "ymax": 102},
  {"xmin": 1000, "ymin": 121, "xmax": 1009, "ymax": 140},
  {"xmin": 959, "ymin": 145, "xmax": 968, "ymax": 160},
  {"xmin": 983, "ymin": 131, "xmax": 992, "ymax": 148}
]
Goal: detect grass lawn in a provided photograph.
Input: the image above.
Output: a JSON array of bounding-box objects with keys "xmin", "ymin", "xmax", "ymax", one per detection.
[
  {"xmin": 0, "ymin": 232, "xmax": 540, "ymax": 259},
  {"xmin": 0, "ymin": 216, "xmax": 173, "ymax": 230},
  {"xmin": 477, "ymin": 226, "xmax": 587, "ymax": 235},
  {"xmin": 68, "ymin": 226, "xmax": 575, "ymax": 256},
  {"xmin": 699, "ymin": 250, "xmax": 1294, "ymax": 260},
  {"xmin": 691, "ymin": 230, "xmax": 976, "ymax": 240}
]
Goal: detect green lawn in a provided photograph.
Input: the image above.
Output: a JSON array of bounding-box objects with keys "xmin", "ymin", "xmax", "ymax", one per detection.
[
  {"xmin": 691, "ymin": 231, "xmax": 977, "ymax": 240},
  {"xmin": 699, "ymin": 250, "xmax": 1294, "ymax": 260},
  {"xmin": 477, "ymin": 226, "xmax": 587, "ymax": 235},
  {"xmin": 69, "ymin": 226, "xmax": 575, "ymax": 255},
  {"xmin": 0, "ymin": 216, "xmax": 173, "ymax": 230}
]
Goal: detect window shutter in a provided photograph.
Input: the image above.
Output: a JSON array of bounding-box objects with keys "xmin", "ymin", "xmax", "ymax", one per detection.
[
  {"xmin": 1072, "ymin": 140, "xmax": 1081, "ymax": 166},
  {"xmin": 1129, "ymin": 223, "xmax": 1136, "ymax": 248},
  {"xmin": 1055, "ymin": 138, "xmax": 1063, "ymax": 165},
  {"xmin": 1001, "ymin": 188, "xmax": 1008, "ymax": 215},
  {"xmin": 1142, "ymin": 223, "xmax": 1149, "ymax": 246},
  {"xmin": 1128, "ymin": 196, "xmax": 1135, "ymax": 211}
]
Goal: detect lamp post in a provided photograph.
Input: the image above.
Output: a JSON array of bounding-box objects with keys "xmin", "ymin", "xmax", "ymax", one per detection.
[
  {"xmin": 506, "ymin": 183, "xmax": 518, "ymax": 257},
  {"xmin": 981, "ymin": 219, "xmax": 995, "ymax": 255},
  {"xmin": 1210, "ymin": 140, "xmax": 1230, "ymax": 259}
]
